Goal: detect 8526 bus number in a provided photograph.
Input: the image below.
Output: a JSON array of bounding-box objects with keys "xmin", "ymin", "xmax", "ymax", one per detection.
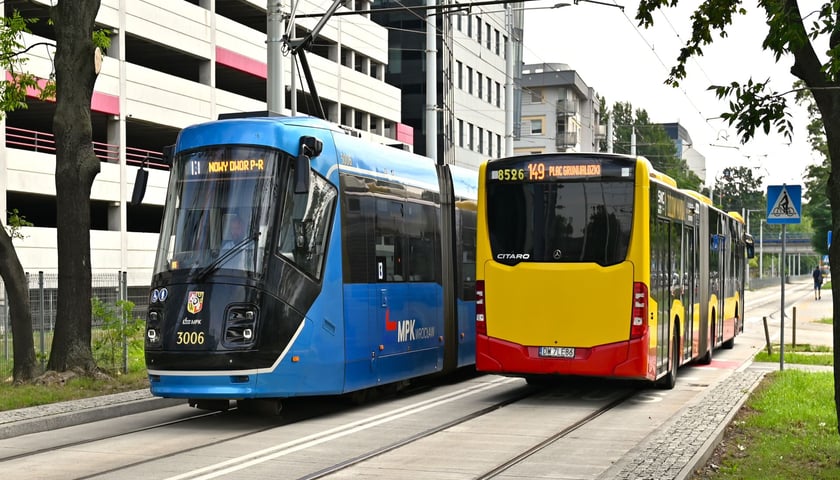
[
  {"xmin": 493, "ymin": 168, "xmax": 524, "ymax": 181},
  {"xmin": 176, "ymin": 331, "xmax": 205, "ymax": 345}
]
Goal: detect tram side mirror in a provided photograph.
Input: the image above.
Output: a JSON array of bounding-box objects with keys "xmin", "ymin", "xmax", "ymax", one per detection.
[
  {"xmin": 745, "ymin": 233, "xmax": 755, "ymax": 259},
  {"xmin": 295, "ymin": 136, "xmax": 323, "ymax": 194},
  {"xmin": 130, "ymin": 145, "xmax": 173, "ymax": 206},
  {"xmin": 130, "ymin": 165, "xmax": 149, "ymax": 206}
]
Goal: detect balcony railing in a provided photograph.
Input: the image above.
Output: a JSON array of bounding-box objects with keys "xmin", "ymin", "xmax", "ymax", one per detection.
[
  {"xmin": 556, "ymin": 99, "xmax": 578, "ymax": 117},
  {"xmin": 5, "ymin": 126, "xmax": 169, "ymax": 170},
  {"xmin": 555, "ymin": 130, "xmax": 578, "ymax": 148}
]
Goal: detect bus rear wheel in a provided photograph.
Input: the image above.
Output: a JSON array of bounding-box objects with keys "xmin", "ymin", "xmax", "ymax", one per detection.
[{"xmin": 656, "ymin": 329, "xmax": 679, "ymax": 390}]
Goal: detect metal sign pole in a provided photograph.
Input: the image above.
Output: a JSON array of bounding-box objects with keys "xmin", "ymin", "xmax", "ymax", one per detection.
[
  {"xmin": 780, "ymin": 224, "xmax": 786, "ymax": 371},
  {"xmin": 766, "ymin": 184, "xmax": 801, "ymax": 372}
]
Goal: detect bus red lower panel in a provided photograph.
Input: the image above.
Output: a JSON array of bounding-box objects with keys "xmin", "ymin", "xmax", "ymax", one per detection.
[{"xmin": 476, "ymin": 335, "xmax": 652, "ymax": 380}]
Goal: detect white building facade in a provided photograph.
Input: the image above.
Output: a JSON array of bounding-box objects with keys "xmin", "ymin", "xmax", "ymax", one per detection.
[
  {"xmin": 514, "ymin": 63, "xmax": 602, "ymax": 155},
  {"xmin": 2, "ymin": 0, "xmax": 410, "ymax": 287}
]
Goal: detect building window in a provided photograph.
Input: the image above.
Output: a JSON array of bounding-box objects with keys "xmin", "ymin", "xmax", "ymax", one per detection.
[
  {"xmin": 486, "ymin": 24, "xmax": 492, "ymax": 49},
  {"xmin": 496, "ymin": 82, "xmax": 501, "ymax": 108},
  {"xmin": 457, "ymin": 61, "xmax": 463, "ymax": 89},
  {"xmin": 524, "ymin": 119, "xmax": 543, "ymax": 136},
  {"xmin": 478, "ymin": 127, "xmax": 484, "ymax": 153},
  {"xmin": 467, "ymin": 66, "xmax": 473, "ymax": 94},
  {"xmin": 477, "ymin": 72, "xmax": 483, "ymax": 98},
  {"xmin": 476, "ymin": 17, "xmax": 482, "ymax": 44},
  {"xmin": 469, "ymin": 123, "xmax": 474, "ymax": 150},
  {"xmin": 459, "ymin": 119, "xmax": 464, "ymax": 147},
  {"xmin": 487, "ymin": 130, "xmax": 493, "ymax": 157},
  {"xmin": 487, "ymin": 77, "xmax": 492, "ymax": 103},
  {"xmin": 467, "ymin": 15, "xmax": 472, "ymax": 37},
  {"xmin": 530, "ymin": 88, "xmax": 542, "ymax": 103},
  {"xmin": 495, "ymin": 29, "xmax": 501, "ymax": 55},
  {"xmin": 497, "ymin": 134, "xmax": 502, "ymax": 156}
]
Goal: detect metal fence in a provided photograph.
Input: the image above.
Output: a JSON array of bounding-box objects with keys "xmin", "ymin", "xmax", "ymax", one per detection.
[{"xmin": 0, "ymin": 272, "xmax": 150, "ymax": 378}]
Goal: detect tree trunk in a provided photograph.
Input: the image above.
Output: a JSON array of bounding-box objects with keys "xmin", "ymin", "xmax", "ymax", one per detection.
[
  {"xmin": 0, "ymin": 225, "xmax": 39, "ymax": 382},
  {"xmin": 813, "ymin": 93, "xmax": 840, "ymax": 436},
  {"xmin": 46, "ymin": 0, "xmax": 102, "ymax": 373}
]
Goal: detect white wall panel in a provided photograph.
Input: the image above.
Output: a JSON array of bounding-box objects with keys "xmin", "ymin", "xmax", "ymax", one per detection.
[
  {"xmin": 125, "ymin": 0, "xmax": 212, "ymax": 58},
  {"xmin": 125, "ymin": 64, "xmax": 213, "ymax": 128}
]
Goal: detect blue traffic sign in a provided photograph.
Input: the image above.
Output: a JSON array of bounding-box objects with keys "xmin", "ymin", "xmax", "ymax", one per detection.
[{"xmin": 766, "ymin": 184, "xmax": 802, "ymax": 224}]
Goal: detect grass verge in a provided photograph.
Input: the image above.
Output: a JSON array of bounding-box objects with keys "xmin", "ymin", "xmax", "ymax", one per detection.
[
  {"xmin": 753, "ymin": 343, "xmax": 833, "ymax": 366},
  {"xmin": 692, "ymin": 370, "xmax": 840, "ymax": 479},
  {"xmin": 0, "ymin": 370, "xmax": 149, "ymax": 412}
]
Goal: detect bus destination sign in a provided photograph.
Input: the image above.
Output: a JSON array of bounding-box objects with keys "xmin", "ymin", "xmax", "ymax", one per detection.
[{"xmin": 490, "ymin": 160, "xmax": 603, "ymax": 182}]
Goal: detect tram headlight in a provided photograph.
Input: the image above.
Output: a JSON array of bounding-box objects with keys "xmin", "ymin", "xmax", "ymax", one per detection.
[
  {"xmin": 146, "ymin": 309, "xmax": 163, "ymax": 348},
  {"xmin": 223, "ymin": 306, "xmax": 258, "ymax": 348}
]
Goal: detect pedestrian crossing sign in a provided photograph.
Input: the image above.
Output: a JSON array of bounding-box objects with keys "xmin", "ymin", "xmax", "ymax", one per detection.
[{"xmin": 766, "ymin": 184, "xmax": 801, "ymax": 224}]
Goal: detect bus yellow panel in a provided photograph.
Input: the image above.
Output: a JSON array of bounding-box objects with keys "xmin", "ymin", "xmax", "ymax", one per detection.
[{"xmin": 483, "ymin": 260, "xmax": 635, "ymax": 348}]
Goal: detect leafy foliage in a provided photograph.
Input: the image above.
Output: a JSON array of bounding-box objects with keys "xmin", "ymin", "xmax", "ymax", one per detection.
[
  {"xmin": 91, "ymin": 298, "xmax": 144, "ymax": 374},
  {"xmin": 5, "ymin": 208, "xmax": 33, "ymax": 240},
  {"xmin": 712, "ymin": 166, "xmax": 765, "ymax": 212},
  {"xmin": 601, "ymin": 101, "xmax": 703, "ymax": 191},
  {"xmin": 0, "ymin": 11, "xmax": 52, "ymax": 117}
]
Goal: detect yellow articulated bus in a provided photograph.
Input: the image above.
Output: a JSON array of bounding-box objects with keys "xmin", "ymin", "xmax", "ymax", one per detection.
[{"xmin": 475, "ymin": 153, "xmax": 754, "ymax": 389}]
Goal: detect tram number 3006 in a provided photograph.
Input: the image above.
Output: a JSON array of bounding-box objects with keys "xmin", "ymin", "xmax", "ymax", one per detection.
[
  {"xmin": 538, "ymin": 346, "xmax": 575, "ymax": 358},
  {"xmin": 176, "ymin": 331, "xmax": 206, "ymax": 345}
]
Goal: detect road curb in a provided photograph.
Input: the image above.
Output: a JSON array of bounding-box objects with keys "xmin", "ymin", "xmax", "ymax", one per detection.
[
  {"xmin": 674, "ymin": 368, "xmax": 767, "ymax": 480},
  {"xmin": 0, "ymin": 394, "xmax": 182, "ymax": 440}
]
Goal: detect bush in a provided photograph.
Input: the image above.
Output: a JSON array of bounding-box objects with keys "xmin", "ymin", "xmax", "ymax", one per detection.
[{"xmin": 91, "ymin": 297, "xmax": 145, "ymax": 374}]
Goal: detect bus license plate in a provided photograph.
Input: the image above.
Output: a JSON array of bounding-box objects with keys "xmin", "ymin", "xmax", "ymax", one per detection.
[{"xmin": 539, "ymin": 346, "xmax": 575, "ymax": 358}]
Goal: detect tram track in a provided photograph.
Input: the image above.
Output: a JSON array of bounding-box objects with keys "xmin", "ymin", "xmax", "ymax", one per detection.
[
  {"xmin": 297, "ymin": 383, "xmax": 542, "ymax": 480},
  {"xmin": 290, "ymin": 380, "xmax": 641, "ymax": 480},
  {"xmin": 474, "ymin": 389, "xmax": 637, "ymax": 479},
  {"xmin": 747, "ymin": 281, "xmax": 812, "ymax": 316},
  {"xmin": 0, "ymin": 409, "xmax": 223, "ymax": 464}
]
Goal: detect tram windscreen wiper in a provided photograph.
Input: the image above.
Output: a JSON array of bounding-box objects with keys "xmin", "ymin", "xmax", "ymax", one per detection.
[{"xmin": 193, "ymin": 232, "xmax": 260, "ymax": 281}]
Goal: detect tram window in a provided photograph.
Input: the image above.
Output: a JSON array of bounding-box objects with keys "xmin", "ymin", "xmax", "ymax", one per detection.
[
  {"xmin": 406, "ymin": 202, "xmax": 440, "ymax": 282},
  {"xmin": 457, "ymin": 206, "xmax": 477, "ymax": 300},
  {"xmin": 376, "ymin": 198, "xmax": 405, "ymax": 282},
  {"xmin": 276, "ymin": 172, "xmax": 336, "ymax": 279}
]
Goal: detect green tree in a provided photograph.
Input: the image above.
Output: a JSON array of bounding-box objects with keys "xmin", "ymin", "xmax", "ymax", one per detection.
[
  {"xmin": 636, "ymin": 0, "xmax": 840, "ymax": 434},
  {"xmin": 46, "ymin": 0, "xmax": 103, "ymax": 373},
  {"xmin": 0, "ymin": 11, "xmax": 55, "ymax": 383},
  {"xmin": 604, "ymin": 101, "xmax": 703, "ymax": 191},
  {"xmin": 712, "ymin": 166, "xmax": 765, "ymax": 212}
]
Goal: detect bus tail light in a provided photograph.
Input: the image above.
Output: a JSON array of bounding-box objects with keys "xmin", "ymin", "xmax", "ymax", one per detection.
[
  {"xmin": 631, "ymin": 282, "xmax": 648, "ymax": 339},
  {"xmin": 476, "ymin": 280, "xmax": 486, "ymax": 336}
]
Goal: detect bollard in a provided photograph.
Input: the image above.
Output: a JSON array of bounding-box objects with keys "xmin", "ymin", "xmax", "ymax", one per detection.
[
  {"xmin": 792, "ymin": 306, "xmax": 796, "ymax": 351},
  {"xmin": 763, "ymin": 316, "xmax": 772, "ymax": 355}
]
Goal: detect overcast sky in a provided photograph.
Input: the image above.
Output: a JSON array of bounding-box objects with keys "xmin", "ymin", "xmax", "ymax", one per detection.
[{"xmin": 521, "ymin": 0, "xmax": 822, "ymax": 191}]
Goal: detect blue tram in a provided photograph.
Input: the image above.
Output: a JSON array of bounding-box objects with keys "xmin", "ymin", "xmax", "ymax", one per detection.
[{"xmin": 143, "ymin": 115, "xmax": 478, "ymax": 409}]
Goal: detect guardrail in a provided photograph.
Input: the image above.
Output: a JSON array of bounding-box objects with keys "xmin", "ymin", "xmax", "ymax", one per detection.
[{"xmin": 6, "ymin": 126, "xmax": 169, "ymax": 170}]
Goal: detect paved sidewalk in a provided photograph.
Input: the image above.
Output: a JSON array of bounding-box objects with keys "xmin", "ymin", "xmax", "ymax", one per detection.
[{"xmin": 604, "ymin": 278, "xmax": 834, "ymax": 480}]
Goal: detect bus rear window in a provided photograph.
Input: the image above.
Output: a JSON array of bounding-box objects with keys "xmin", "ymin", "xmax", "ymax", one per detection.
[{"xmin": 486, "ymin": 181, "xmax": 634, "ymax": 266}]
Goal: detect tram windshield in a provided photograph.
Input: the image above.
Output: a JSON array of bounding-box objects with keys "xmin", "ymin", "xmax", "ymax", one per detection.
[{"xmin": 153, "ymin": 146, "xmax": 281, "ymax": 276}]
